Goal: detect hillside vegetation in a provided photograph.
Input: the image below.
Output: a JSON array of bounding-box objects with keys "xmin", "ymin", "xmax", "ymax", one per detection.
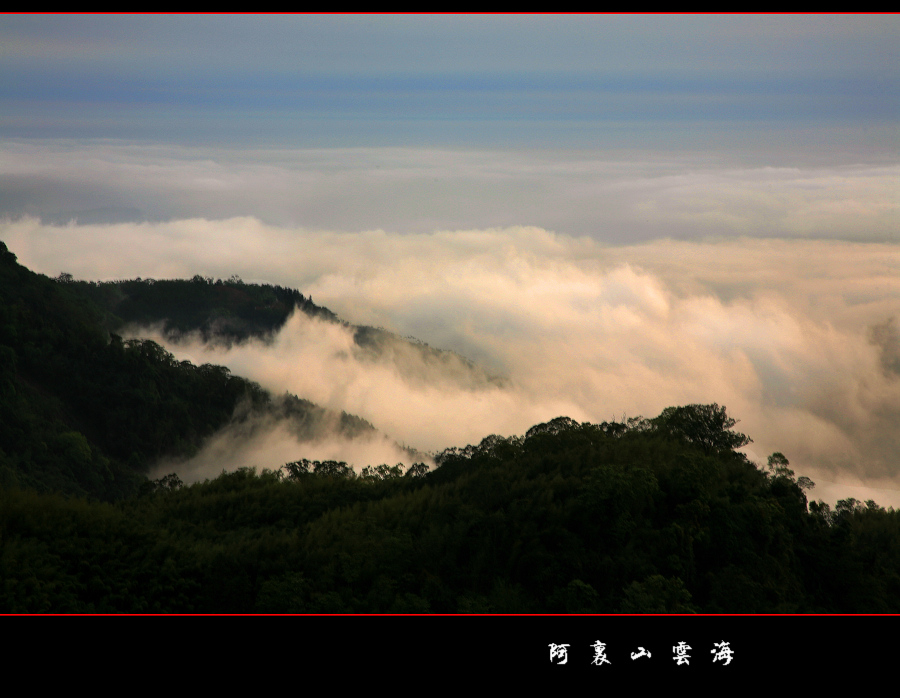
[
  {"xmin": 0, "ymin": 241, "xmax": 381, "ymax": 499},
  {"xmin": 2, "ymin": 240, "xmax": 898, "ymax": 613}
]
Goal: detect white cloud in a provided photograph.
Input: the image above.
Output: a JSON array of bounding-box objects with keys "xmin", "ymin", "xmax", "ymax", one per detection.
[
  {"xmin": 150, "ymin": 416, "xmax": 421, "ymax": 485},
  {"xmin": 6, "ymin": 217, "xmax": 898, "ymax": 505},
  {"xmin": 2, "ymin": 142, "xmax": 897, "ymax": 241}
]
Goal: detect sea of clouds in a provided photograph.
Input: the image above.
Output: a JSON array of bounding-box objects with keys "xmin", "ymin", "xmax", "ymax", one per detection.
[
  {"xmin": 2, "ymin": 143, "xmax": 898, "ymax": 505},
  {"xmin": 5, "ymin": 217, "xmax": 899, "ymax": 505}
]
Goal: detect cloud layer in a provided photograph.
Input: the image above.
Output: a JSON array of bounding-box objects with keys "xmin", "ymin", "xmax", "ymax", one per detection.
[
  {"xmin": 150, "ymin": 406, "xmax": 419, "ymax": 485},
  {"xmin": 2, "ymin": 16, "xmax": 896, "ymax": 506},
  {"xmin": 5, "ymin": 216, "xmax": 899, "ymax": 505},
  {"xmin": 2, "ymin": 142, "xmax": 897, "ymax": 242}
]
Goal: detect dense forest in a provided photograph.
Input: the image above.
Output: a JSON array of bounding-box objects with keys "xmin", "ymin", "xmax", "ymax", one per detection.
[
  {"xmin": 0, "ymin": 241, "xmax": 402, "ymax": 499},
  {"xmin": 2, "ymin": 239, "xmax": 899, "ymax": 613}
]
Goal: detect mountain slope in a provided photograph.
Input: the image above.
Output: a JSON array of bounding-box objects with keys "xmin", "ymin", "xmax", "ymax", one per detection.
[
  {"xmin": 62, "ymin": 273, "xmax": 508, "ymax": 390},
  {"xmin": 0, "ymin": 241, "xmax": 406, "ymax": 498}
]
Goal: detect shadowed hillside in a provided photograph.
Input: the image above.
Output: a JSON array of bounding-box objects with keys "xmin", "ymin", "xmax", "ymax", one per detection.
[
  {"xmin": 2, "ymin": 403, "xmax": 899, "ymax": 613},
  {"xmin": 61, "ymin": 272, "xmax": 508, "ymax": 390},
  {"xmin": 0, "ymin": 241, "xmax": 405, "ymax": 499},
  {"xmin": 3, "ymin": 239, "xmax": 900, "ymax": 614}
]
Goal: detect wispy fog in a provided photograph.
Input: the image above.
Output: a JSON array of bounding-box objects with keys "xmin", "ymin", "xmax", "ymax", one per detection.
[
  {"xmin": 150, "ymin": 403, "xmax": 420, "ymax": 485},
  {"xmin": 6, "ymin": 217, "xmax": 899, "ymax": 506}
]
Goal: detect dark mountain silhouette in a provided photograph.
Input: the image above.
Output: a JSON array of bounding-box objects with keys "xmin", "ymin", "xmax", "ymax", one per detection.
[
  {"xmin": 2, "ymin": 239, "xmax": 899, "ymax": 614},
  {"xmin": 62, "ymin": 271, "xmax": 508, "ymax": 391},
  {"xmin": 0, "ymin": 241, "xmax": 412, "ymax": 499}
]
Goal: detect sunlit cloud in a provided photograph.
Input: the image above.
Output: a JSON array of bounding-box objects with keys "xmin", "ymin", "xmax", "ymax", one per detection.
[
  {"xmin": 1, "ymin": 15, "xmax": 898, "ymax": 515},
  {"xmin": 6, "ymin": 216, "xmax": 899, "ymax": 506},
  {"xmin": 150, "ymin": 410, "xmax": 421, "ymax": 485}
]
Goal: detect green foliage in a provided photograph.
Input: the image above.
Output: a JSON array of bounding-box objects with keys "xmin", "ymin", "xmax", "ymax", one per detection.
[
  {"xmin": 65, "ymin": 273, "xmax": 333, "ymax": 345},
  {"xmin": 548, "ymin": 579, "xmax": 601, "ymax": 613},
  {"xmin": 0, "ymin": 241, "xmax": 387, "ymax": 500},
  {"xmin": 2, "ymin": 407, "xmax": 899, "ymax": 612},
  {"xmin": 653, "ymin": 403, "xmax": 752, "ymax": 454},
  {"xmin": 767, "ymin": 452, "xmax": 794, "ymax": 478},
  {"xmin": 619, "ymin": 575, "xmax": 697, "ymax": 613},
  {"xmin": 3, "ymin": 241, "xmax": 900, "ymax": 613}
]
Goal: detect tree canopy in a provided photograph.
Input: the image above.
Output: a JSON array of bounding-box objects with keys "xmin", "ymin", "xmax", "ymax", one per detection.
[
  {"xmin": 652, "ymin": 403, "xmax": 752, "ymax": 454},
  {"xmin": 2, "ymin": 240, "xmax": 899, "ymax": 614}
]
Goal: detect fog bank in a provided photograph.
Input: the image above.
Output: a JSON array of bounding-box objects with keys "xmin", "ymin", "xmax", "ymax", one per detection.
[{"xmin": 9, "ymin": 218, "xmax": 896, "ymax": 504}]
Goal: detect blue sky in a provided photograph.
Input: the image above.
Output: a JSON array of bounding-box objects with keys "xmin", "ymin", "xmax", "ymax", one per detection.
[{"xmin": 2, "ymin": 14, "xmax": 896, "ymax": 155}]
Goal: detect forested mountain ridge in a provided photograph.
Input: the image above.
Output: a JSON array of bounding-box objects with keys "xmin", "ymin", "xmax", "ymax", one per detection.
[
  {"xmin": 60, "ymin": 270, "xmax": 508, "ymax": 389},
  {"xmin": 2, "ymin": 405, "xmax": 899, "ymax": 613},
  {"xmin": 59, "ymin": 271, "xmax": 336, "ymax": 345},
  {"xmin": 3, "ymin": 239, "xmax": 900, "ymax": 614},
  {"xmin": 0, "ymin": 241, "xmax": 395, "ymax": 499}
]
